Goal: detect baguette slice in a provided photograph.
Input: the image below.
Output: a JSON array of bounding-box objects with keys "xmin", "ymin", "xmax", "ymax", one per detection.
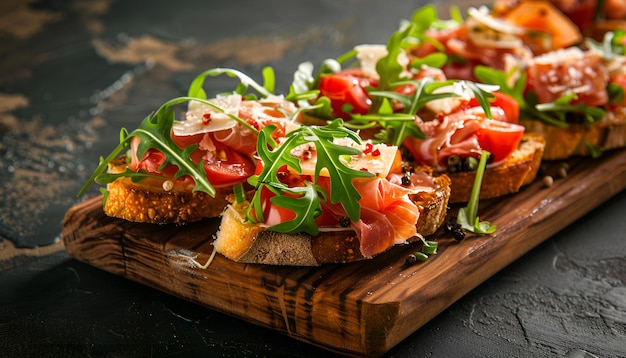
[
  {"xmin": 102, "ymin": 156, "xmax": 234, "ymax": 224},
  {"xmin": 520, "ymin": 108, "xmax": 626, "ymax": 160},
  {"xmin": 212, "ymin": 174, "xmax": 451, "ymax": 266},
  {"xmin": 441, "ymin": 132, "xmax": 545, "ymax": 203}
]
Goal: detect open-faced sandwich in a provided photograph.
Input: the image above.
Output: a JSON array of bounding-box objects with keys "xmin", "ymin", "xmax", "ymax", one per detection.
[
  {"xmin": 213, "ymin": 119, "xmax": 451, "ymax": 265},
  {"xmin": 293, "ymin": 15, "xmax": 545, "ymax": 203},
  {"xmin": 78, "ymin": 69, "xmax": 300, "ymax": 224},
  {"xmin": 78, "ymin": 67, "xmax": 452, "ymax": 266},
  {"xmin": 391, "ymin": 2, "xmax": 626, "ymax": 160}
]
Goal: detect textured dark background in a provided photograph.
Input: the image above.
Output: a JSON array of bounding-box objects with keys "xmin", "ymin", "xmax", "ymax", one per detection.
[{"xmin": 1, "ymin": 0, "xmax": 625, "ymax": 357}]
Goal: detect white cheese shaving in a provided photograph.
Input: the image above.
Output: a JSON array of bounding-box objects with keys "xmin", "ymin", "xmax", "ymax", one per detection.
[
  {"xmin": 354, "ymin": 44, "xmax": 410, "ymax": 80},
  {"xmin": 172, "ymin": 94, "xmax": 242, "ymax": 136},
  {"xmin": 468, "ymin": 6, "xmax": 526, "ymax": 35},
  {"xmin": 425, "ymin": 81, "xmax": 500, "ymax": 114},
  {"xmin": 466, "ymin": 7, "xmax": 525, "ymax": 49},
  {"xmin": 293, "ymin": 139, "xmax": 398, "ymax": 178}
]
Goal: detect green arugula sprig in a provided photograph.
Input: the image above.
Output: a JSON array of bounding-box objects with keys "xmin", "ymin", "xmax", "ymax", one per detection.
[
  {"xmin": 246, "ymin": 119, "xmax": 374, "ymax": 235},
  {"xmin": 294, "ymin": 3, "xmax": 494, "ymax": 147},
  {"xmin": 457, "ymin": 150, "xmax": 496, "ymax": 234},
  {"xmin": 77, "ymin": 67, "xmax": 279, "ymax": 198},
  {"xmin": 347, "ymin": 78, "xmax": 495, "ymax": 146},
  {"xmin": 474, "ymin": 65, "xmax": 608, "ymax": 129},
  {"xmin": 188, "ymin": 67, "xmax": 275, "ymax": 99},
  {"xmin": 585, "ymin": 30, "xmax": 626, "ymax": 59}
]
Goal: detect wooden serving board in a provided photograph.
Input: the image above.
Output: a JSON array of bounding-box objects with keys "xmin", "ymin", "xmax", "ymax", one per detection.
[{"xmin": 62, "ymin": 149, "xmax": 626, "ymax": 357}]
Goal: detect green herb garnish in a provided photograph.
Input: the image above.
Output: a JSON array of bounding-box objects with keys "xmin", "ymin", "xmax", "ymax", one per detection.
[
  {"xmin": 405, "ymin": 236, "xmax": 439, "ymax": 265},
  {"xmin": 77, "ymin": 68, "xmax": 273, "ymax": 198},
  {"xmin": 456, "ymin": 150, "xmax": 496, "ymax": 234},
  {"xmin": 247, "ymin": 119, "xmax": 375, "ymax": 235},
  {"xmin": 474, "ymin": 64, "xmax": 607, "ymax": 128}
]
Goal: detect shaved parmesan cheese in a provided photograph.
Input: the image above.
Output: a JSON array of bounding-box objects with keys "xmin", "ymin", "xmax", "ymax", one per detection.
[
  {"xmin": 467, "ymin": 7, "xmax": 525, "ymax": 49},
  {"xmin": 468, "ymin": 6, "xmax": 526, "ymax": 35},
  {"xmin": 173, "ymin": 94, "xmax": 242, "ymax": 136},
  {"xmin": 425, "ymin": 81, "xmax": 499, "ymax": 114},
  {"xmin": 294, "ymin": 140, "xmax": 399, "ymax": 178},
  {"xmin": 355, "ymin": 44, "xmax": 387, "ymax": 79},
  {"xmin": 355, "ymin": 44, "xmax": 410, "ymax": 80}
]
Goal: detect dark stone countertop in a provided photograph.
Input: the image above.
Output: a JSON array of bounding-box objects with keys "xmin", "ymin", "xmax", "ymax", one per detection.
[{"xmin": 1, "ymin": 0, "xmax": 625, "ymax": 357}]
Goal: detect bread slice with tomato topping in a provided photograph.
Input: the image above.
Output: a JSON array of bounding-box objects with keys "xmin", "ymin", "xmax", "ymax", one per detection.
[
  {"xmin": 441, "ymin": 132, "xmax": 545, "ymax": 203},
  {"xmin": 402, "ymin": 101, "xmax": 545, "ymax": 203},
  {"xmin": 213, "ymin": 172, "xmax": 450, "ymax": 266},
  {"xmin": 86, "ymin": 93, "xmax": 301, "ymax": 225},
  {"xmin": 212, "ymin": 131, "xmax": 451, "ymax": 266},
  {"xmin": 516, "ymin": 47, "xmax": 626, "ymax": 160},
  {"xmin": 102, "ymin": 155, "xmax": 236, "ymax": 224}
]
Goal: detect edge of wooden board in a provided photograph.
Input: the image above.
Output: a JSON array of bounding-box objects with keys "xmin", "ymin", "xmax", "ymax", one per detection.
[{"xmin": 62, "ymin": 149, "xmax": 626, "ymax": 357}]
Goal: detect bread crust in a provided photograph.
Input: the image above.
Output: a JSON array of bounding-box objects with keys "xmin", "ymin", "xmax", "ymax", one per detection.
[
  {"xmin": 102, "ymin": 156, "xmax": 234, "ymax": 224},
  {"xmin": 521, "ymin": 107, "xmax": 626, "ymax": 160},
  {"xmin": 213, "ymin": 174, "xmax": 451, "ymax": 266},
  {"xmin": 440, "ymin": 132, "xmax": 545, "ymax": 203},
  {"xmin": 104, "ymin": 178, "xmax": 233, "ymax": 224}
]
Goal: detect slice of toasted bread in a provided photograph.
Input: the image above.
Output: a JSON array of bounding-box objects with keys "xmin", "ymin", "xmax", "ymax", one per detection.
[
  {"xmin": 441, "ymin": 132, "xmax": 545, "ymax": 203},
  {"xmin": 212, "ymin": 174, "xmax": 451, "ymax": 266},
  {"xmin": 520, "ymin": 108, "xmax": 626, "ymax": 160},
  {"xmin": 102, "ymin": 156, "xmax": 233, "ymax": 224}
]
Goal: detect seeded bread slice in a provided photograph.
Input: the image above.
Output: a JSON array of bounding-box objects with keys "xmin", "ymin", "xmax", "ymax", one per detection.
[
  {"xmin": 102, "ymin": 156, "xmax": 233, "ymax": 224},
  {"xmin": 441, "ymin": 132, "xmax": 545, "ymax": 203},
  {"xmin": 521, "ymin": 108, "xmax": 626, "ymax": 160},
  {"xmin": 212, "ymin": 174, "xmax": 451, "ymax": 266}
]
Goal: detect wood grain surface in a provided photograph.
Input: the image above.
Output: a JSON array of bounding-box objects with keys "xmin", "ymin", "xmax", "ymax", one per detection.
[{"xmin": 62, "ymin": 149, "xmax": 626, "ymax": 357}]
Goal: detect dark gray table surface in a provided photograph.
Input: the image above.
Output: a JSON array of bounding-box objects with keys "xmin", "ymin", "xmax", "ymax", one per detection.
[{"xmin": 1, "ymin": 0, "xmax": 625, "ymax": 357}]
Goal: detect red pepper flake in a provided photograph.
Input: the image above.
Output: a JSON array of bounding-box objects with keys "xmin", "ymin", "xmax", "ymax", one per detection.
[
  {"xmin": 360, "ymin": 168, "xmax": 369, "ymax": 172},
  {"xmin": 363, "ymin": 142, "xmax": 373, "ymax": 154},
  {"xmin": 371, "ymin": 148, "xmax": 380, "ymax": 156},
  {"xmin": 202, "ymin": 113, "xmax": 212, "ymax": 124}
]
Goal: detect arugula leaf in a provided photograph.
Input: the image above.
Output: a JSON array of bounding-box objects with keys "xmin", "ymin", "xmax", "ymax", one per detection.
[
  {"xmin": 94, "ymin": 168, "xmax": 164, "ymax": 185},
  {"xmin": 78, "ymin": 67, "xmax": 272, "ymax": 198},
  {"xmin": 187, "ymin": 67, "xmax": 273, "ymax": 99},
  {"xmin": 474, "ymin": 65, "xmax": 526, "ymax": 106},
  {"xmin": 585, "ymin": 30, "xmax": 626, "ymax": 60},
  {"xmin": 247, "ymin": 119, "xmax": 374, "ymax": 234},
  {"xmin": 608, "ymin": 82, "xmax": 625, "ymax": 105},
  {"xmin": 457, "ymin": 150, "xmax": 496, "ymax": 234},
  {"xmin": 536, "ymin": 94, "xmax": 606, "ymax": 125},
  {"xmin": 287, "ymin": 61, "xmax": 319, "ymax": 107},
  {"xmin": 268, "ymin": 183, "xmax": 326, "ymax": 235},
  {"xmin": 353, "ymin": 78, "xmax": 494, "ymax": 146},
  {"xmin": 126, "ymin": 104, "xmax": 216, "ymax": 195},
  {"xmin": 408, "ymin": 52, "xmax": 448, "ymax": 70},
  {"xmin": 475, "ymin": 64, "xmax": 608, "ymax": 128},
  {"xmin": 375, "ymin": 22, "xmax": 413, "ymax": 93}
]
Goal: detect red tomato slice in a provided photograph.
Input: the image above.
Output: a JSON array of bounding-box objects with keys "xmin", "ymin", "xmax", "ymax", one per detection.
[
  {"xmin": 249, "ymin": 186, "xmax": 297, "ymax": 225},
  {"xmin": 139, "ymin": 133, "xmax": 255, "ymax": 187},
  {"xmin": 468, "ymin": 91, "xmax": 520, "ymax": 123},
  {"xmin": 475, "ymin": 120, "xmax": 525, "ymax": 163},
  {"xmin": 318, "ymin": 70, "xmax": 374, "ymax": 120},
  {"xmin": 202, "ymin": 148, "xmax": 255, "ymax": 186}
]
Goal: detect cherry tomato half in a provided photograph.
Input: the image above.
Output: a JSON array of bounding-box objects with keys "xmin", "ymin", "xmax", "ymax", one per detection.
[
  {"xmin": 201, "ymin": 148, "xmax": 255, "ymax": 186},
  {"xmin": 168, "ymin": 133, "xmax": 256, "ymax": 186},
  {"xmin": 318, "ymin": 70, "xmax": 374, "ymax": 120},
  {"xmin": 474, "ymin": 120, "xmax": 525, "ymax": 163}
]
